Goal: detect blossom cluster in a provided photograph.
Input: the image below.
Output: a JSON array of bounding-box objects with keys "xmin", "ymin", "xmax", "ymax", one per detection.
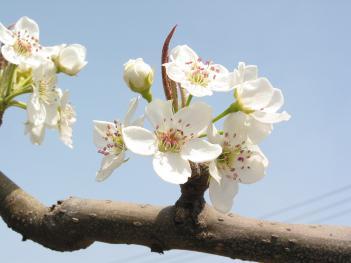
[
  {"xmin": 0, "ymin": 17, "xmax": 87, "ymax": 147},
  {"xmin": 94, "ymin": 45, "xmax": 290, "ymax": 213}
]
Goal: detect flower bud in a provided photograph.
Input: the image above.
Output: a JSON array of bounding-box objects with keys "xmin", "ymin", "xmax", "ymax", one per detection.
[
  {"xmin": 123, "ymin": 58, "xmax": 153, "ymax": 102},
  {"xmin": 56, "ymin": 44, "xmax": 87, "ymax": 76}
]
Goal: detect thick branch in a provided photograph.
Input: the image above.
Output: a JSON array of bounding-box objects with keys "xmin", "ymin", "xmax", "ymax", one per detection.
[{"xmin": 0, "ymin": 171, "xmax": 351, "ymax": 262}]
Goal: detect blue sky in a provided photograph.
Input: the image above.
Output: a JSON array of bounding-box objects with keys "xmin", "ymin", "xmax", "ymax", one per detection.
[{"xmin": 1, "ymin": 0, "xmax": 351, "ymax": 262}]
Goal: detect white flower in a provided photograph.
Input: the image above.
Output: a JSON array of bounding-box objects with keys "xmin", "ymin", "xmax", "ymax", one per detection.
[
  {"xmin": 57, "ymin": 90, "xmax": 76, "ymax": 148},
  {"xmin": 232, "ymin": 62, "xmax": 258, "ymax": 87},
  {"xmin": 93, "ymin": 97, "xmax": 143, "ymax": 182},
  {"xmin": 0, "ymin": 16, "xmax": 56, "ymax": 68},
  {"xmin": 55, "ymin": 44, "xmax": 87, "ymax": 76},
  {"xmin": 208, "ymin": 113, "xmax": 268, "ymax": 213},
  {"xmin": 24, "ymin": 121, "xmax": 45, "ymax": 145},
  {"xmin": 122, "ymin": 99, "xmax": 222, "ymax": 184},
  {"xmin": 27, "ymin": 59, "xmax": 59, "ymax": 127},
  {"xmin": 163, "ymin": 45, "xmax": 232, "ymax": 97},
  {"xmin": 123, "ymin": 58, "xmax": 153, "ymax": 93},
  {"xmin": 235, "ymin": 77, "xmax": 291, "ymax": 143}
]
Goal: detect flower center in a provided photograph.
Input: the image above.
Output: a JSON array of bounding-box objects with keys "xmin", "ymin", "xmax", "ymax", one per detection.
[
  {"xmin": 38, "ymin": 77, "xmax": 58, "ymax": 105},
  {"xmin": 12, "ymin": 30, "xmax": 40, "ymax": 57},
  {"xmin": 156, "ymin": 129, "xmax": 186, "ymax": 153},
  {"xmin": 98, "ymin": 121, "xmax": 125, "ymax": 156},
  {"xmin": 186, "ymin": 59, "xmax": 221, "ymax": 87},
  {"xmin": 216, "ymin": 137, "xmax": 252, "ymax": 177}
]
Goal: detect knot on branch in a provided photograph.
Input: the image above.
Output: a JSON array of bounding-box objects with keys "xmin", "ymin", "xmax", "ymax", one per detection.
[{"xmin": 174, "ymin": 163, "xmax": 210, "ymax": 231}]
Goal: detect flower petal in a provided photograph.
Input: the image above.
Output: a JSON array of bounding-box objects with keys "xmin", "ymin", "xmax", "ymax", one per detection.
[
  {"xmin": 207, "ymin": 124, "xmax": 224, "ymax": 145},
  {"xmin": 0, "ymin": 23, "xmax": 14, "ymax": 45},
  {"xmin": 24, "ymin": 122, "xmax": 45, "ymax": 145},
  {"xmin": 236, "ymin": 145, "xmax": 268, "ymax": 184},
  {"xmin": 164, "ymin": 62, "xmax": 187, "ymax": 83},
  {"xmin": 93, "ymin": 121, "xmax": 115, "ymax": 148},
  {"xmin": 27, "ymin": 94, "xmax": 46, "ymax": 125},
  {"xmin": 96, "ymin": 151, "xmax": 126, "ymax": 182},
  {"xmin": 169, "ymin": 45, "xmax": 198, "ymax": 64},
  {"xmin": 223, "ymin": 112, "xmax": 248, "ymax": 145},
  {"xmin": 15, "ymin": 16, "xmax": 39, "ymax": 39},
  {"xmin": 181, "ymin": 138, "xmax": 222, "ymax": 163},
  {"xmin": 152, "ymin": 152, "xmax": 191, "ymax": 184},
  {"xmin": 246, "ymin": 117, "xmax": 273, "ymax": 144},
  {"xmin": 252, "ymin": 111, "xmax": 291, "ymax": 124},
  {"xmin": 122, "ymin": 126, "xmax": 157, "ymax": 156},
  {"xmin": 209, "ymin": 161, "xmax": 221, "ymax": 183},
  {"xmin": 124, "ymin": 96, "xmax": 139, "ymax": 126},
  {"xmin": 263, "ymin": 88, "xmax": 284, "ymax": 113},
  {"xmin": 145, "ymin": 99, "xmax": 173, "ymax": 130},
  {"xmin": 236, "ymin": 78, "xmax": 274, "ymax": 110},
  {"xmin": 209, "ymin": 176, "xmax": 239, "ymax": 213},
  {"xmin": 174, "ymin": 101, "xmax": 212, "ymax": 137},
  {"xmin": 1, "ymin": 45, "xmax": 19, "ymax": 65},
  {"xmin": 181, "ymin": 82, "xmax": 213, "ymax": 97}
]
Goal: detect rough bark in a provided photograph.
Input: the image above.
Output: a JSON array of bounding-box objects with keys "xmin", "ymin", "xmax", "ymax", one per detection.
[{"xmin": 1, "ymin": 171, "xmax": 351, "ymax": 262}]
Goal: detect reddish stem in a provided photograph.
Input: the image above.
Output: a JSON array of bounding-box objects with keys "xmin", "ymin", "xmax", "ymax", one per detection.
[{"xmin": 161, "ymin": 25, "xmax": 177, "ymax": 101}]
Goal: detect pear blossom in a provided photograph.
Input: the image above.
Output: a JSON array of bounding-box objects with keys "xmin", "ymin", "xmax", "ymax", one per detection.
[
  {"xmin": 123, "ymin": 58, "xmax": 153, "ymax": 94},
  {"xmin": 163, "ymin": 45, "xmax": 232, "ymax": 97},
  {"xmin": 27, "ymin": 59, "xmax": 59, "ymax": 127},
  {"xmin": 56, "ymin": 90, "xmax": 76, "ymax": 148},
  {"xmin": 55, "ymin": 44, "xmax": 87, "ymax": 76},
  {"xmin": 93, "ymin": 97, "xmax": 143, "ymax": 182},
  {"xmin": 0, "ymin": 17, "xmax": 55, "ymax": 68},
  {"xmin": 122, "ymin": 99, "xmax": 222, "ymax": 184},
  {"xmin": 234, "ymin": 77, "xmax": 290, "ymax": 143},
  {"xmin": 208, "ymin": 113, "xmax": 268, "ymax": 213}
]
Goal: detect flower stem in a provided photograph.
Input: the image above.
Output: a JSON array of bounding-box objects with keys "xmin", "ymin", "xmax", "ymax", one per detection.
[
  {"xmin": 212, "ymin": 102, "xmax": 240, "ymax": 123},
  {"xmin": 6, "ymin": 100, "xmax": 27, "ymax": 110},
  {"xmin": 4, "ymin": 86, "xmax": 33, "ymax": 103},
  {"xmin": 180, "ymin": 87, "xmax": 187, "ymax": 107},
  {"xmin": 186, "ymin": 94, "xmax": 193, "ymax": 106},
  {"xmin": 141, "ymin": 90, "xmax": 153, "ymax": 103},
  {"xmin": 0, "ymin": 64, "xmax": 16, "ymax": 98}
]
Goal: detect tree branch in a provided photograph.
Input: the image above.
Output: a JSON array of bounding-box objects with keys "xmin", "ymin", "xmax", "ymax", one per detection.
[{"xmin": 0, "ymin": 170, "xmax": 351, "ymax": 262}]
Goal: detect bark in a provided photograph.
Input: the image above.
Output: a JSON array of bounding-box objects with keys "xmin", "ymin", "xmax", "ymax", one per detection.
[{"xmin": 1, "ymin": 170, "xmax": 351, "ymax": 262}]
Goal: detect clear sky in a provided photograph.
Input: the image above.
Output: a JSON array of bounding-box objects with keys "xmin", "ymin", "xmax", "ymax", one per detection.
[{"xmin": 1, "ymin": 0, "xmax": 351, "ymax": 262}]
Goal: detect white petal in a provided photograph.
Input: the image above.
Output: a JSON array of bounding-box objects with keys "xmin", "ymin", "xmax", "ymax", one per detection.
[
  {"xmin": 242, "ymin": 64, "xmax": 258, "ymax": 82},
  {"xmin": 25, "ymin": 122, "xmax": 45, "ymax": 145},
  {"xmin": 252, "ymin": 111, "xmax": 291, "ymax": 124},
  {"xmin": 130, "ymin": 115, "xmax": 144, "ymax": 127},
  {"xmin": 209, "ymin": 161, "xmax": 221, "ymax": 183},
  {"xmin": 124, "ymin": 96, "xmax": 139, "ymax": 126},
  {"xmin": 169, "ymin": 45, "xmax": 198, "ymax": 64},
  {"xmin": 145, "ymin": 99, "xmax": 173, "ymax": 130},
  {"xmin": 236, "ymin": 78, "xmax": 275, "ymax": 110},
  {"xmin": 246, "ymin": 117, "xmax": 273, "ymax": 144},
  {"xmin": 1, "ymin": 45, "xmax": 20, "ymax": 65},
  {"xmin": 181, "ymin": 82, "xmax": 213, "ymax": 97},
  {"xmin": 0, "ymin": 23, "xmax": 14, "ymax": 45},
  {"xmin": 122, "ymin": 126, "xmax": 157, "ymax": 156},
  {"xmin": 59, "ymin": 123, "xmax": 73, "ymax": 148},
  {"xmin": 210, "ymin": 72, "xmax": 233, "ymax": 92},
  {"xmin": 174, "ymin": 101, "xmax": 212, "ymax": 137},
  {"xmin": 181, "ymin": 138, "xmax": 222, "ymax": 163},
  {"xmin": 15, "ymin": 17, "xmax": 39, "ymax": 39},
  {"xmin": 263, "ymin": 88, "xmax": 284, "ymax": 113},
  {"xmin": 207, "ymin": 124, "xmax": 224, "ymax": 145},
  {"xmin": 93, "ymin": 121, "xmax": 115, "ymax": 148},
  {"xmin": 96, "ymin": 151, "xmax": 126, "ymax": 182},
  {"xmin": 27, "ymin": 94, "xmax": 46, "ymax": 125},
  {"xmin": 44, "ymin": 104, "xmax": 59, "ymax": 126},
  {"xmin": 164, "ymin": 62, "xmax": 186, "ymax": 83},
  {"xmin": 236, "ymin": 145, "xmax": 268, "ymax": 184},
  {"xmin": 209, "ymin": 176, "xmax": 239, "ymax": 214},
  {"xmin": 223, "ymin": 112, "xmax": 248, "ymax": 145},
  {"xmin": 152, "ymin": 152, "xmax": 191, "ymax": 184}
]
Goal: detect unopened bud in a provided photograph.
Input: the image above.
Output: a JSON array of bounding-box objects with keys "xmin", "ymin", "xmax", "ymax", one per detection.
[
  {"xmin": 123, "ymin": 58, "xmax": 153, "ymax": 102},
  {"xmin": 55, "ymin": 44, "xmax": 87, "ymax": 76}
]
